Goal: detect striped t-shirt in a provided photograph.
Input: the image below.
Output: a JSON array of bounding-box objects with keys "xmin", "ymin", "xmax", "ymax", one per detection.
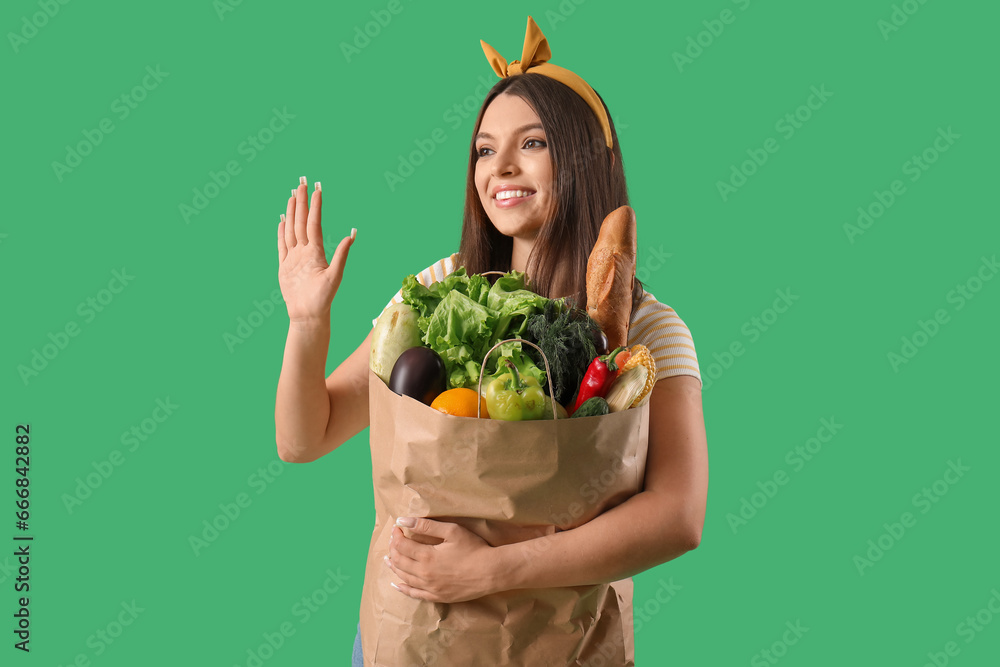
[{"xmin": 373, "ymin": 253, "xmax": 702, "ymax": 387}]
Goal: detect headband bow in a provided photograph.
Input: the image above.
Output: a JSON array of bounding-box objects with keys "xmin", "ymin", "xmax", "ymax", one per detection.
[{"xmin": 480, "ymin": 16, "xmax": 613, "ymax": 149}]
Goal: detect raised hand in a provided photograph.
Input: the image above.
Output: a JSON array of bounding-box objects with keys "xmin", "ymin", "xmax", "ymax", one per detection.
[{"xmin": 277, "ymin": 176, "xmax": 356, "ymax": 326}]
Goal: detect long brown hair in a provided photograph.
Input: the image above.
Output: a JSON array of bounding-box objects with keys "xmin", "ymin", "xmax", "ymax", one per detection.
[{"xmin": 457, "ymin": 73, "xmax": 645, "ymax": 312}]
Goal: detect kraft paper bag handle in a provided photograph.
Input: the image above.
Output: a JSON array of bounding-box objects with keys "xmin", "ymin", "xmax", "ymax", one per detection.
[
  {"xmin": 480, "ymin": 269, "xmax": 513, "ymax": 282},
  {"xmin": 476, "ymin": 270, "xmax": 560, "ymax": 421},
  {"xmin": 477, "ymin": 338, "xmax": 558, "ymax": 420}
]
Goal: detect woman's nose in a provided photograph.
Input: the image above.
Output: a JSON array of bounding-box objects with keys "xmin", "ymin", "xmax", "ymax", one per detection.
[
  {"xmin": 490, "ymin": 142, "xmax": 521, "ymax": 177},
  {"xmin": 492, "ymin": 152, "xmax": 518, "ymax": 177}
]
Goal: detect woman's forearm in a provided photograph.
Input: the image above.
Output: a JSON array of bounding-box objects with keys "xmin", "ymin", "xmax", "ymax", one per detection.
[
  {"xmin": 494, "ymin": 488, "xmax": 701, "ymax": 592},
  {"xmin": 274, "ymin": 316, "xmax": 331, "ymax": 462}
]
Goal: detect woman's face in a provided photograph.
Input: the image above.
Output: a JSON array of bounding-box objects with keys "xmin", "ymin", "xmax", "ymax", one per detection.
[{"xmin": 474, "ymin": 93, "xmax": 554, "ymax": 242}]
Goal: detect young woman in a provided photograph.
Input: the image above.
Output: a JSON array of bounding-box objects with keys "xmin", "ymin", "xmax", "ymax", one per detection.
[{"xmin": 274, "ymin": 17, "xmax": 708, "ymax": 666}]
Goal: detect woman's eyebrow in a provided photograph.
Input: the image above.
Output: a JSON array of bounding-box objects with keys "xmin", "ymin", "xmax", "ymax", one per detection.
[{"xmin": 476, "ymin": 123, "xmax": 545, "ymax": 141}]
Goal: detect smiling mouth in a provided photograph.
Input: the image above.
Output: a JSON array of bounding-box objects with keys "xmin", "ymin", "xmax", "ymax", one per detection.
[{"xmin": 493, "ymin": 191, "xmax": 537, "ymax": 206}]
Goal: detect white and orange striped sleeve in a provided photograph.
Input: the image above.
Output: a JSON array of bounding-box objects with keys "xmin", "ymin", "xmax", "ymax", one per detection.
[
  {"xmin": 371, "ymin": 253, "xmax": 459, "ymax": 328},
  {"xmin": 626, "ymin": 292, "xmax": 702, "ymax": 387}
]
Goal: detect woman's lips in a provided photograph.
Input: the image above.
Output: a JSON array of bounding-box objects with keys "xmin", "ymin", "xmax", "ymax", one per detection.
[{"xmin": 493, "ymin": 192, "xmax": 537, "ymax": 209}]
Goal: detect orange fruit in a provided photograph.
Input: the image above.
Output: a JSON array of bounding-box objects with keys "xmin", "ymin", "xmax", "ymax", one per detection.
[{"xmin": 430, "ymin": 388, "xmax": 490, "ymax": 418}]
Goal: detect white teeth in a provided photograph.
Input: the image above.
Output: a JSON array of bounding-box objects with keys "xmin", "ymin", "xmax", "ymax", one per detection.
[{"xmin": 496, "ymin": 190, "xmax": 534, "ymax": 200}]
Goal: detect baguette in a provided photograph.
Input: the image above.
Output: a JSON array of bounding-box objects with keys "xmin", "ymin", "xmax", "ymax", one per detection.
[{"xmin": 586, "ymin": 205, "xmax": 637, "ymax": 352}]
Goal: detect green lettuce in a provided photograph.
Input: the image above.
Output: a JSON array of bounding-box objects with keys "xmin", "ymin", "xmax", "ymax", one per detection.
[
  {"xmin": 489, "ymin": 273, "xmax": 557, "ymax": 343},
  {"xmin": 400, "ymin": 267, "xmax": 490, "ymax": 318},
  {"xmin": 399, "ymin": 266, "xmax": 557, "ymax": 390}
]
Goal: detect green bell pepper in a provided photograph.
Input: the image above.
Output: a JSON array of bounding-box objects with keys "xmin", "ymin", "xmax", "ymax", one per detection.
[{"xmin": 485, "ymin": 358, "xmax": 546, "ymax": 421}]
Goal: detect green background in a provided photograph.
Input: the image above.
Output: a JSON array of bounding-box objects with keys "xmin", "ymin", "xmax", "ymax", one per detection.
[{"xmin": 4, "ymin": 0, "xmax": 998, "ymax": 664}]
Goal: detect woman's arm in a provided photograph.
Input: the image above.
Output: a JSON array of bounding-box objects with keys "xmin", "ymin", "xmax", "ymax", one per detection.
[
  {"xmin": 386, "ymin": 373, "xmax": 707, "ymax": 600},
  {"xmin": 496, "ymin": 373, "xmax": 707, "ymax": 589},
  {"xmin": 274, "ymin": 179, "xmax": 370, "ymax": 463},
  {"xmin": 274, "ymin": 325, "xmax": 373, "ymax": 463}
]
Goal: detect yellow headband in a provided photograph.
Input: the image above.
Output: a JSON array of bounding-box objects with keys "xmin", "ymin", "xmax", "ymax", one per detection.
[{"xmin": 480, "ymin": 16, "xmax": 613, "ymax": 149}]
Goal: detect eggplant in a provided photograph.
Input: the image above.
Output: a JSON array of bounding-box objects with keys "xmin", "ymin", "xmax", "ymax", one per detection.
[
  {"xmin": 569, "ymin": 307, "xmax": 609, "ymax": 356},
  {"xmin": 388, "ymin": 347, "xmax": 447, "ymax": 405},
  {"xmin": 591, "ymin": 328, "xmax": 609, "ymax": 357}
]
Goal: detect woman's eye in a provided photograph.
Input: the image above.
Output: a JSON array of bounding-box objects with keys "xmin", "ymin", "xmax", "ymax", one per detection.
[{"xmin": 476, "ymin": 139, "xmax": 546, "ymax": 158}]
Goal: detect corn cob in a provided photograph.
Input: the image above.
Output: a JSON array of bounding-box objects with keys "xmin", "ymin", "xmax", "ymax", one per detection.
[
  {"xmin": 606, "ymin": 366, "xmax": 646, "ymax": 412},
  {"xmin": 604, "ymin": 344, "xmax": 657, "ymax": 411},
  {"xmin": 622, "ymin": 344, "xmax": 656, "ymax": 407}
]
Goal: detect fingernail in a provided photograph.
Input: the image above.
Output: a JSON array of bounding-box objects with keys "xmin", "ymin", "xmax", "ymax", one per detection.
[
  {"xmin": 315, "ymin": 181, "xmax": 322, "ymax": 192},
  {"xmin": 350, "ymin": 227, "xmax": 357, "ymax": 241},
  {"xmin": 299, "ymin": 176, "xmax": 307, "ymax": 186},
  {"xmin": 280, "ymin": 214, "xmax": 285, "ymax": 223},
  {"xmin": 390, "ymin": 582, "xmax": 401, "ymax": 591},
  {"xmin": 396, "ymin": 517, "xmax": 415, "ymax": 527},
  {"xmin": 291, "ymin": 189, "xmax": 296, "ymax": 196},
  {"xmin": 383, "ymin": 555, "xmax": 390, "ymax": 565}
]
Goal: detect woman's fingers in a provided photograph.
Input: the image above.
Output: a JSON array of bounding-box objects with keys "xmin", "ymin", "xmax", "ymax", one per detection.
[
  {"xmin": 277, "ymin": 214, "xmax": 287, "ymax": 263},
  {"xmin": 281, "ymin": 176, "xmax": 321, "ymax": 253},
  {"xmin": 391, "ymin": 580, "xmax": 434, "ymax": 601},
  {"xmin": 294, "ymin": 176, "xmax": 309, "ymax": 243},
  {"xmin": 385, "ymin": 557, "xmax": 434, "ymax": 600},
  {"xmin": 325, "ymin": 229, "xmax": 356, "ymax": 284},
  {"xmin": 284, "ymin": 192, "xmax": 297, "ymax": 248},
  {"xmin": 386, "ymin": 531, "xmax": 428, "ymax": 581},
  {"xmin": 385, "ymin": 550, "xmax": 422, "ymax": 578},
  {"xmin": 389, "ymin": 532, "xmax": 430, "ymax": 564},
  {"xmin": 306, "ymin": 182, "xmax": 322, "ymax": 247}
]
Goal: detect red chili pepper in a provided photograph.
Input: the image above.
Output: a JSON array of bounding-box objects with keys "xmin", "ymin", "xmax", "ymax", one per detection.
[{"xmin": 570, "ymin": 346, "xmax": 626, "ymax": 416}]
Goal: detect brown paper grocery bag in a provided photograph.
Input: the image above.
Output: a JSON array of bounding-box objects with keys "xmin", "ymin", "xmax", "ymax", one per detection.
[{"xmin": 360, "ymin": 366, "xmax": 649, "ymax": 666}]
